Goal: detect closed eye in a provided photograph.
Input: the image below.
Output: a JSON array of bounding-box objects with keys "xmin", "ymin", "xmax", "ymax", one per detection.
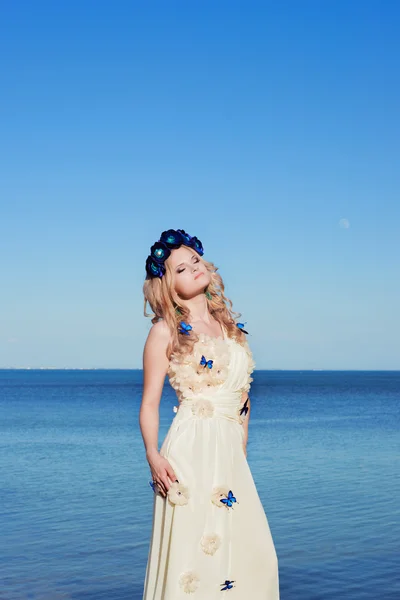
[{"xmin": 177, "ymin": 256, "xmax": 199, "ymax": 274}]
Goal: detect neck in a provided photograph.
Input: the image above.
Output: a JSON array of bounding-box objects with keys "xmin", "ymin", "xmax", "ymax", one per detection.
[{"xmin": 181, "ymin": 293, "xmax": 211, "ymax": 323}]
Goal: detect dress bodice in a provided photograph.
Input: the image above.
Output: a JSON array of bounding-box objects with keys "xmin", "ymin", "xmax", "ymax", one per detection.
[{"xmin": 167, "ymin": 331, "xmax": 256, "ymax": 403}]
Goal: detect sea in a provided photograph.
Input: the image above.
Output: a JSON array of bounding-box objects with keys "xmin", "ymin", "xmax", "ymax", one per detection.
[{"xmin": 0, "ymin": 369, "xmax": 399, "ymax": 600}]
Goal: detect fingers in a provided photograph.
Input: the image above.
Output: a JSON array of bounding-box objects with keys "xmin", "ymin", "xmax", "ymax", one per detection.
[
  {"xmin": 157, "ymin": 480, "xmax": 168, "ymax": 497},
  {"xmin": 158, "ymin": 460, "xmax": 178, "ymax": 493},
  {"xmin": 151, "ymin": 463, "xmax": 179, "ymax": 498},
  {"xmin": 160, "ymin": 465, "xmax": 178, "ymax": 495},
  {"xmin": 148, "ymin": 453, "xmax": 179, "ymax": 498},
  {"xmin": 160, "ymin": 475, "xmax": 171, "ymax": 495},
  {"xmin": 151, "ymin": 471, "xmax": 180, "ymax": 498},
  {"xmin": 166, "ymin": 464, "xmax": 177, "ymax": 484},
  {"xmin": 151, "ymin": 475, "xmax": 167, "ymax": 498}
]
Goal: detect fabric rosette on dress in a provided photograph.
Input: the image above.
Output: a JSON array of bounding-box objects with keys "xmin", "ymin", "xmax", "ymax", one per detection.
[
  {"xmin": 191, "ymin": 398, "xmax": 214, "ymax": 418},
  {"xmin": 210, "ymin": 485, "xmax": 231, "ymax": 508},
  {"xmin": 168, "ymin": 334, "xmax": 230, "ymax": 401},
  {"xmin": 178, "ymin": 570, "xmax": 200, "ymax": 594},
  {"xmin": 167, "ymin": 481, "xmax": 190, "ymax": 506},
  {"xmin": 200, "ymin": 533, "xmax": 222, "ymax": 555}
]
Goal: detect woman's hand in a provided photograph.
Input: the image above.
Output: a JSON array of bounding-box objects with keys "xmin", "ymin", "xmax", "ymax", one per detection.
[{"xmin": 146, "ymin": 448, "xmax": 178, "ymax": 498}]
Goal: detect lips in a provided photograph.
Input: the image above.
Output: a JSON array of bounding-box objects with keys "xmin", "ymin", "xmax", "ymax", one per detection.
[{"xmin": 194, "ymin": 272, "xmax": 204, "ymax": 280}]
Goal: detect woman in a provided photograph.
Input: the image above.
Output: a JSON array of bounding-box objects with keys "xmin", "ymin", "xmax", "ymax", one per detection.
[{"xmin": 139, "ymin": 228, "xmax": 279, "ymax": 599}]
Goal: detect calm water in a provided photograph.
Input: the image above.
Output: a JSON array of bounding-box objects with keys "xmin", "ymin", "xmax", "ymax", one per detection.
[{"xmin": 0, "ymin": 369, "xmax": 399, "ymax": 600}]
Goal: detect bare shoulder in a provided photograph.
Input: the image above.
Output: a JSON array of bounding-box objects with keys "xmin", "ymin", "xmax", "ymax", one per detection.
[
  {"xmin": 147, "ymin": 320, "xmax": 171, "ymax": 342},
  {"xmin": 144, "ymin": 320, "xmax": 172, "ymax": 355}
]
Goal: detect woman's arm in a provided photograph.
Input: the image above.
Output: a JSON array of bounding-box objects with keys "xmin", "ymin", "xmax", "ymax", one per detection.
[{"xmin": 139, "ymin": 321, "xmax": 178, "ymax": 497}]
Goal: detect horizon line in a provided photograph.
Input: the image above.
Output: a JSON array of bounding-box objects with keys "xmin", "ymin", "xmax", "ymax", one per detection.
[{"xmin": 0, "ymin": 367, "xmax": 399, "ymax": 372}]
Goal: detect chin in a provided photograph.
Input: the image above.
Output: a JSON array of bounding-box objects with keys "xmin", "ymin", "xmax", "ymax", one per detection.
[{"xmin": 196, "ymin": 273, "xmax": 209, "ymax": 285}]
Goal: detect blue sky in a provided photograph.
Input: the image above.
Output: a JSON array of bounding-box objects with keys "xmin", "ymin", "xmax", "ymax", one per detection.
[{"xmin": 1, "ymin": 1, "xmax": 399, "ymax": 369}]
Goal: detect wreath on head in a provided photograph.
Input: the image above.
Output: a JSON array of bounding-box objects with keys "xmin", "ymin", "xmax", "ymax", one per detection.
[{"xmin": 145, "ymin": 229, "xmax": 204, "ymax": 279}]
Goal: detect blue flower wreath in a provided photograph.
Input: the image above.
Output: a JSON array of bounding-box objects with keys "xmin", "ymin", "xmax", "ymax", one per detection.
[{"xmin": 145, "ymin": 229, "xmax": 204, "ymax": 279}]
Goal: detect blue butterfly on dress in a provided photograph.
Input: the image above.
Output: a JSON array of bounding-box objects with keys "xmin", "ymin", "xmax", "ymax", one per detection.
[
  {"xmin": 220, "ymin": 490, "xmax": 237, "ymax": 509},
  {"xmin": 200, "ymin": 355, "xmax": 213, "ymax": 369},
  {"xmin": 178, "ymin": 321, "xmax": 192, "ymax": 335},
  {"xmin": 236, "ymin": 322, "xmax": 249, "ymax": 334},
  {"xmin": 239, "ymin": 397, "xmax": 249, "ymax": 417},
  {"xmin": 220, "ymin": 579, "xmax": 235, "ymax": 590}
]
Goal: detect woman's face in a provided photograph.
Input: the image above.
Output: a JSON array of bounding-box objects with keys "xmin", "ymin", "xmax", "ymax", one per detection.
[{"xmin": 168, "ymin": 246, "xmax": 211, "ymax": 299}]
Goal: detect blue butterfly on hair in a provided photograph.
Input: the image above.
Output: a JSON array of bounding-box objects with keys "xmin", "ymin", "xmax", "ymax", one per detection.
[
  {"xmin": 236, "ymin": 322, "xmax": 249, "ymax": 334},
  {"xmin": 220, "ymin": 579, "xmax": 236, "ymax": 590},
  {"xmin": 200, "ymin": 355, "xmax": 213, "ymax": 369},
  {"xmin": 178, "ymin": 321, "xmax": 192, "ymax": 335},
  {"xmin": 220, "ymin": 490, "xmax": 237, "ymax": 509}
]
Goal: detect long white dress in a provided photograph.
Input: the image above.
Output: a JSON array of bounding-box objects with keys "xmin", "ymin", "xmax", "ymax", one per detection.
[{"xmin": 142, "ymin": 327, "xmax": 279, "ymax": 599}]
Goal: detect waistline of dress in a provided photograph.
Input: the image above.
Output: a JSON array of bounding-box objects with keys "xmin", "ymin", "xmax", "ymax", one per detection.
[
  {"xmin": 179, "ymin": 389, "xmax": 242, "ymax": 403},
  {"xmin": 175, "ymin": 394, "xmax": 244, "ymax": 425}
]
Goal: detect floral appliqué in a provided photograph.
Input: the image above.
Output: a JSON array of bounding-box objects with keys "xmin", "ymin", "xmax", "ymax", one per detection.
[
  {"xmin": 179, "ymin": 570, "xmax": 200, "ymax": 593},
  {"xmin": 167, "ymin": 481, "xmax": 190, "ymax": 506},
  {"xmin": 211, "ymin": 486, "xmax": 238, "ymax": 509},
  {"xmin": 192, "ymin": 398, "xmax": 214, "ymax": 418},
  {"xmin": 168, "ymin": 334, "xmax": 230, "ymax": 401},
  {"xmin": 211, "ymin": 485, "xmax": 230, "ymax": 508},
  {"xmin": 200, "ymin": 533, "xmax": 221, "ymax": 555}
]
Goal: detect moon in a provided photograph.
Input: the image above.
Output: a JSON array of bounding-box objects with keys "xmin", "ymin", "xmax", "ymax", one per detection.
[{"xmin": 339, "ymin": 218, "xmax": 350, "ymax": 229}]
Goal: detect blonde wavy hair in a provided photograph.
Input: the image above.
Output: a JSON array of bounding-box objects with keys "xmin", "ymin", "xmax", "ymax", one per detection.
[{"xmin": 143, "ymin": 245, "xmax": 246, "ymax": 360}]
